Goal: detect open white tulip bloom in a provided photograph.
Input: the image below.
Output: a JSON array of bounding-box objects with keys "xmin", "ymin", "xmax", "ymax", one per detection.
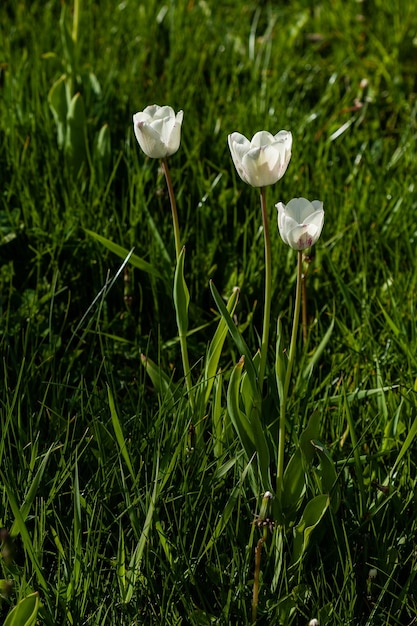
[
  {"xmin": 133, "ymin": 105, "xmax": 183, "ymax": 159},
  {"xmin": 276, "ymin": 197, "xmax": 324, "ymax": 250},
  {"xmin": 228, "ymin": 130, "xmax": 292, "ymax": 187}
]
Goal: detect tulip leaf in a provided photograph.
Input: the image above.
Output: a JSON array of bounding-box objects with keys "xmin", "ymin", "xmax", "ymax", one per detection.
[
  {"xmin": 203, "ymin": 287, "xmax": 240, "ymax": 407},
  {"xmin": 3, "ymin": 592, "xmax": 39, "ymax": 626},
  {"xmin": 59, "ymin": 3, "xmax": 76, "ymax": 71},
  {"xmin": 212, "ymin": 369, "xmax": 228, "ymax": 459},
  {"xmin": 298, "ymin": 411, "xmax": 321, "ymax": 464},
  {"xmin": 47, "ymin": 74, "xmax": 69, "ymax": 148},
  {"xmin": 240, "ymin": 350, "xmax": 261, "ymax": 418},
  {"xmin": 282, "ymin": 448, "xmax": 306, "ymax": 521},
  {"xmin": 65, "ymin": 92, "xmax": 87, "ymax": 174},
  {"xmin": 311, "ymin": 439, "xmax": 341, "ymax": 512},
  {"xmin": 93, "ymin": 123, "xmax": 111, "ymax": 179},
  {"xmin": 140, "ymin": 353, "xmax": 178, "ymax": 411},
  {"xmin": 275, "ymin": 316, "xmax": 286, "ymax": 405},
  {"xmin": 292, "ymin": 494, "xmax": 329, "ymax": 566},
  {"xmin": 227, "ymin": 357, "xmax": 271, "ymax": 492},
  {"xmin": 173, "ymin": 247, "xmax": 190, "ymax": 337},
  {"xmin": 227, "ymin": 357, "xmax": 256, "ymax": 454},
  {"xmin": 84, "ymin": 230, "xmax": 163, "ymax": 280},
  {"xmin": 210, "ymin": 280, "xmax": 260, "ymax": 401}
]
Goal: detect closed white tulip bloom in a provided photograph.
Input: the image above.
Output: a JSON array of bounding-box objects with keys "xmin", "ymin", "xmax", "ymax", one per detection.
[
  {"xmin": 133, "ymin": 105, "xmax": 183, "ymax": 158},
  {"xmin": 228, "ymin": 130, "xmax": 292, "ymax": 187},
  {"xmin": 276, "ymin": 197, "xmax": 324, "ymax": 250}
]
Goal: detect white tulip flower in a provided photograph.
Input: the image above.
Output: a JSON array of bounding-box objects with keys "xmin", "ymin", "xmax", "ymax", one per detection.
[
  {"xmin": 133, "ymin": 104, "xmax": 183, "ymax": 159},
  {"xmin": 228, "ymin": 130, "xmax": 292, "ymax": 187},
  {"xmin": 276, "ymin": 197, "xmax": 324, "ymax": 250}
]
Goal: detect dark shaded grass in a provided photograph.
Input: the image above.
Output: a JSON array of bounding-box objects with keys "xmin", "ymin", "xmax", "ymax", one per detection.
[{"xmin": 1, "ymin": 0, "xmax": 417, "ymax": 623}]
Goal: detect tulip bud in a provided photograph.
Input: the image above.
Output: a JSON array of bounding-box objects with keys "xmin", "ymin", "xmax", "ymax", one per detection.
[
  {"xmin": 133, "ymin": 104, "xmax": 183, "ymax": 159},
  {"xmin": 276, "ymin": 197, "xmax": 324, "ymax": 250},
  {"xmin": 228, "ymin": 130, "xmax": 292, "ymax": 187}
]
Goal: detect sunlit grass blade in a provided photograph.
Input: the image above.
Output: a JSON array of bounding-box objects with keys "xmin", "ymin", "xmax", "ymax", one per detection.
[
  {"xmin": 124, "ymin": 457, "xmax": 159, "ymax": 604},
  {"xmin": 116, "ymin": 521, "xmax": 127, "ymax": 599},
  {"xmin": 199, "ymin": 456, "xmax": 254, "ymax": 558},
  {"xmin": 85, "ymin": 230, "xmax": 163, "ymax": 280},
  {"xmin": 1, "ymin": 473, "xmax": 48, "ymax": 592},
  {"xmin": 9, "ymin": 444, "xmax": 56, "ymax": 536},
  {"xmin": 72, "ymin": 459, "xmax": 82, "ymax": 595},
  {"xmin": 140, "ymin": 353, "xmax": 178, "ymax": 410},
  {"xmin": 107, "ymin": 385, "xmax": 136, "ymax": 479},
  {"xmin": 301, "ymin": 315, "xmax": 335, "ymax": 381}
]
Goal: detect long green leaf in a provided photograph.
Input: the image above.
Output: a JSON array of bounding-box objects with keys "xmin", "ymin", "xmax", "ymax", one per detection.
[
  {"xmin": 124, "ymin": 457, "xmax": 159, "ymax": 603},
  {"xmin": 85, "ymin": 230, "xmax": 162, "ymax": 279},
  {"xmin": 199, "ymin": 456, "xmax": 254, "ymax": 558},
  {"xmin": 292, "ymin": 494, "xmax": 329, "ymax": 565},
  {"xmin": 210, "ymin": 280, "xmax": 260, "ymax": 401},
  {"xmin": 302, "ymin": 315, "xmax": 335, "ymax": 380},
  {"xmin": 311, "ymin": 440, "xmax": 341, "ymax": 512},
  {"xmin": 10, "ymin": 444, "xmax": 55, "ymax": 536},
  {"xmin": 173, "ymin": 246, "xmax": 190, "ymax": 336},
  {"xmin": 3, "ymin": 592, "xmax": 39, "ymax": 626},
  {"xmin": 1, "ymin": 475, "xmax": 48, "ymax": 592},
  {"xmin": 203, "ymin": 287, "xmax": 240, "ymax": 406},
  {"xmin": 107, "ymin": 385, "xmax": 136, "ymax": 479},
  {"xmin": 227, "ymin": 357, "xmax": 271, "ymax": 492},
  {"xmin": 227, "ymin": 357, "xmax": 257, "ymax": 454},
  {"xmin": 140, "ymin": 353, "xmax": 177, "ymax": 410}
]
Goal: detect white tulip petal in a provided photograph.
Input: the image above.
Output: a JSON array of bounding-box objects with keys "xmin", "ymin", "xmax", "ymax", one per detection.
[
  {"xmin": 311, "ymin": 200, "xmax": 323, "ymax": 212},
  {"xmin": 133, "ymin": 104, "xmax": 183, "ymax": 158},
  {"xmin": 134, "ymin": 122, "xmax": 166, "ymax": 158},
  {"xmin": 287, "ymin": 224, "xmax": 319, "ymax": 250},
  {"xmin": 228, "ymin": 129, "xmax": 292, "ymax": 187},
  {"xmin": 251, "ymin": 130, "xmax": 275, "ymax": 147},
  {"xmin": 276, "ymin": 197, "xmax": 324, "ymax": 250}
]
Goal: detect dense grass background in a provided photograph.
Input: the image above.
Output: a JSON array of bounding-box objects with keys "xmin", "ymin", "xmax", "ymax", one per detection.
[{"xmin": 1, "ymin": 0, "xmax": 417, "ymax": 624}]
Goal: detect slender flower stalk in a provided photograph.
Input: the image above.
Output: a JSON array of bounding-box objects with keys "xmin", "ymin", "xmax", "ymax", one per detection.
[
  {"xmin": 161, "ymin": 158, "xmax": 181, "ymax": 260},
  {"xmin": 133, "ymin": 105, "xmax": 193, "ymax": 407},
  {"xmin": 301, "ymin": 256, "xmax": 309, "ymax": 343},
  {"xmin": 276, "ymin": 250, "xmax": 303, "ymax": 498},
  {"xmin": 162, "ymin": 159, "xmax": 193, "ymax": 409},
  {"xmin": 251, "ymin": 491, "xmax": 272, "ymax": 624},
  {"xmin": 227, "ymin": 129, "xmax": 292, "ymax": 389},
  {"xmin": 275, "ymin": 198, "xmax": 324, "ymax": 498},
  {"xmin": 259, "ymin": 187, "xmax": 272, "ymax": 389},
  {"xmin": 251, "ymin": 533, "xmax": 266, "ymax": 624}
]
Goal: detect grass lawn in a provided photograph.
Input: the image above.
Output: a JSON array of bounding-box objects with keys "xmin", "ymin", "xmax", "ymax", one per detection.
[{"xmin": 1, "ymin": 0, "xmax": 417, "ymax": 624}]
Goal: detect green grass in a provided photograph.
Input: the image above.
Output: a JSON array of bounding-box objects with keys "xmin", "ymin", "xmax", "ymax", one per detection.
[{"xmin": 1, "ymin": 0, "xmax": 417, "ymax": 624}]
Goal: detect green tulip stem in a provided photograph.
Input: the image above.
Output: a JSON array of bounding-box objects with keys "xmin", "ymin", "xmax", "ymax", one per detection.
[
  {"xmin": 162, "ymin": 157, "xmax": 181, "ymax": 260},
  {"xmin": 161, "ymin": 157, "xmax": 193, "ymax": 409},
  {"xmin": 276, "ymin": 250, "xmax": 303, "ymax": 499},
  {"xmin": 259, "ymin": 186, "xmax": 271, "ymax": 390}
]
